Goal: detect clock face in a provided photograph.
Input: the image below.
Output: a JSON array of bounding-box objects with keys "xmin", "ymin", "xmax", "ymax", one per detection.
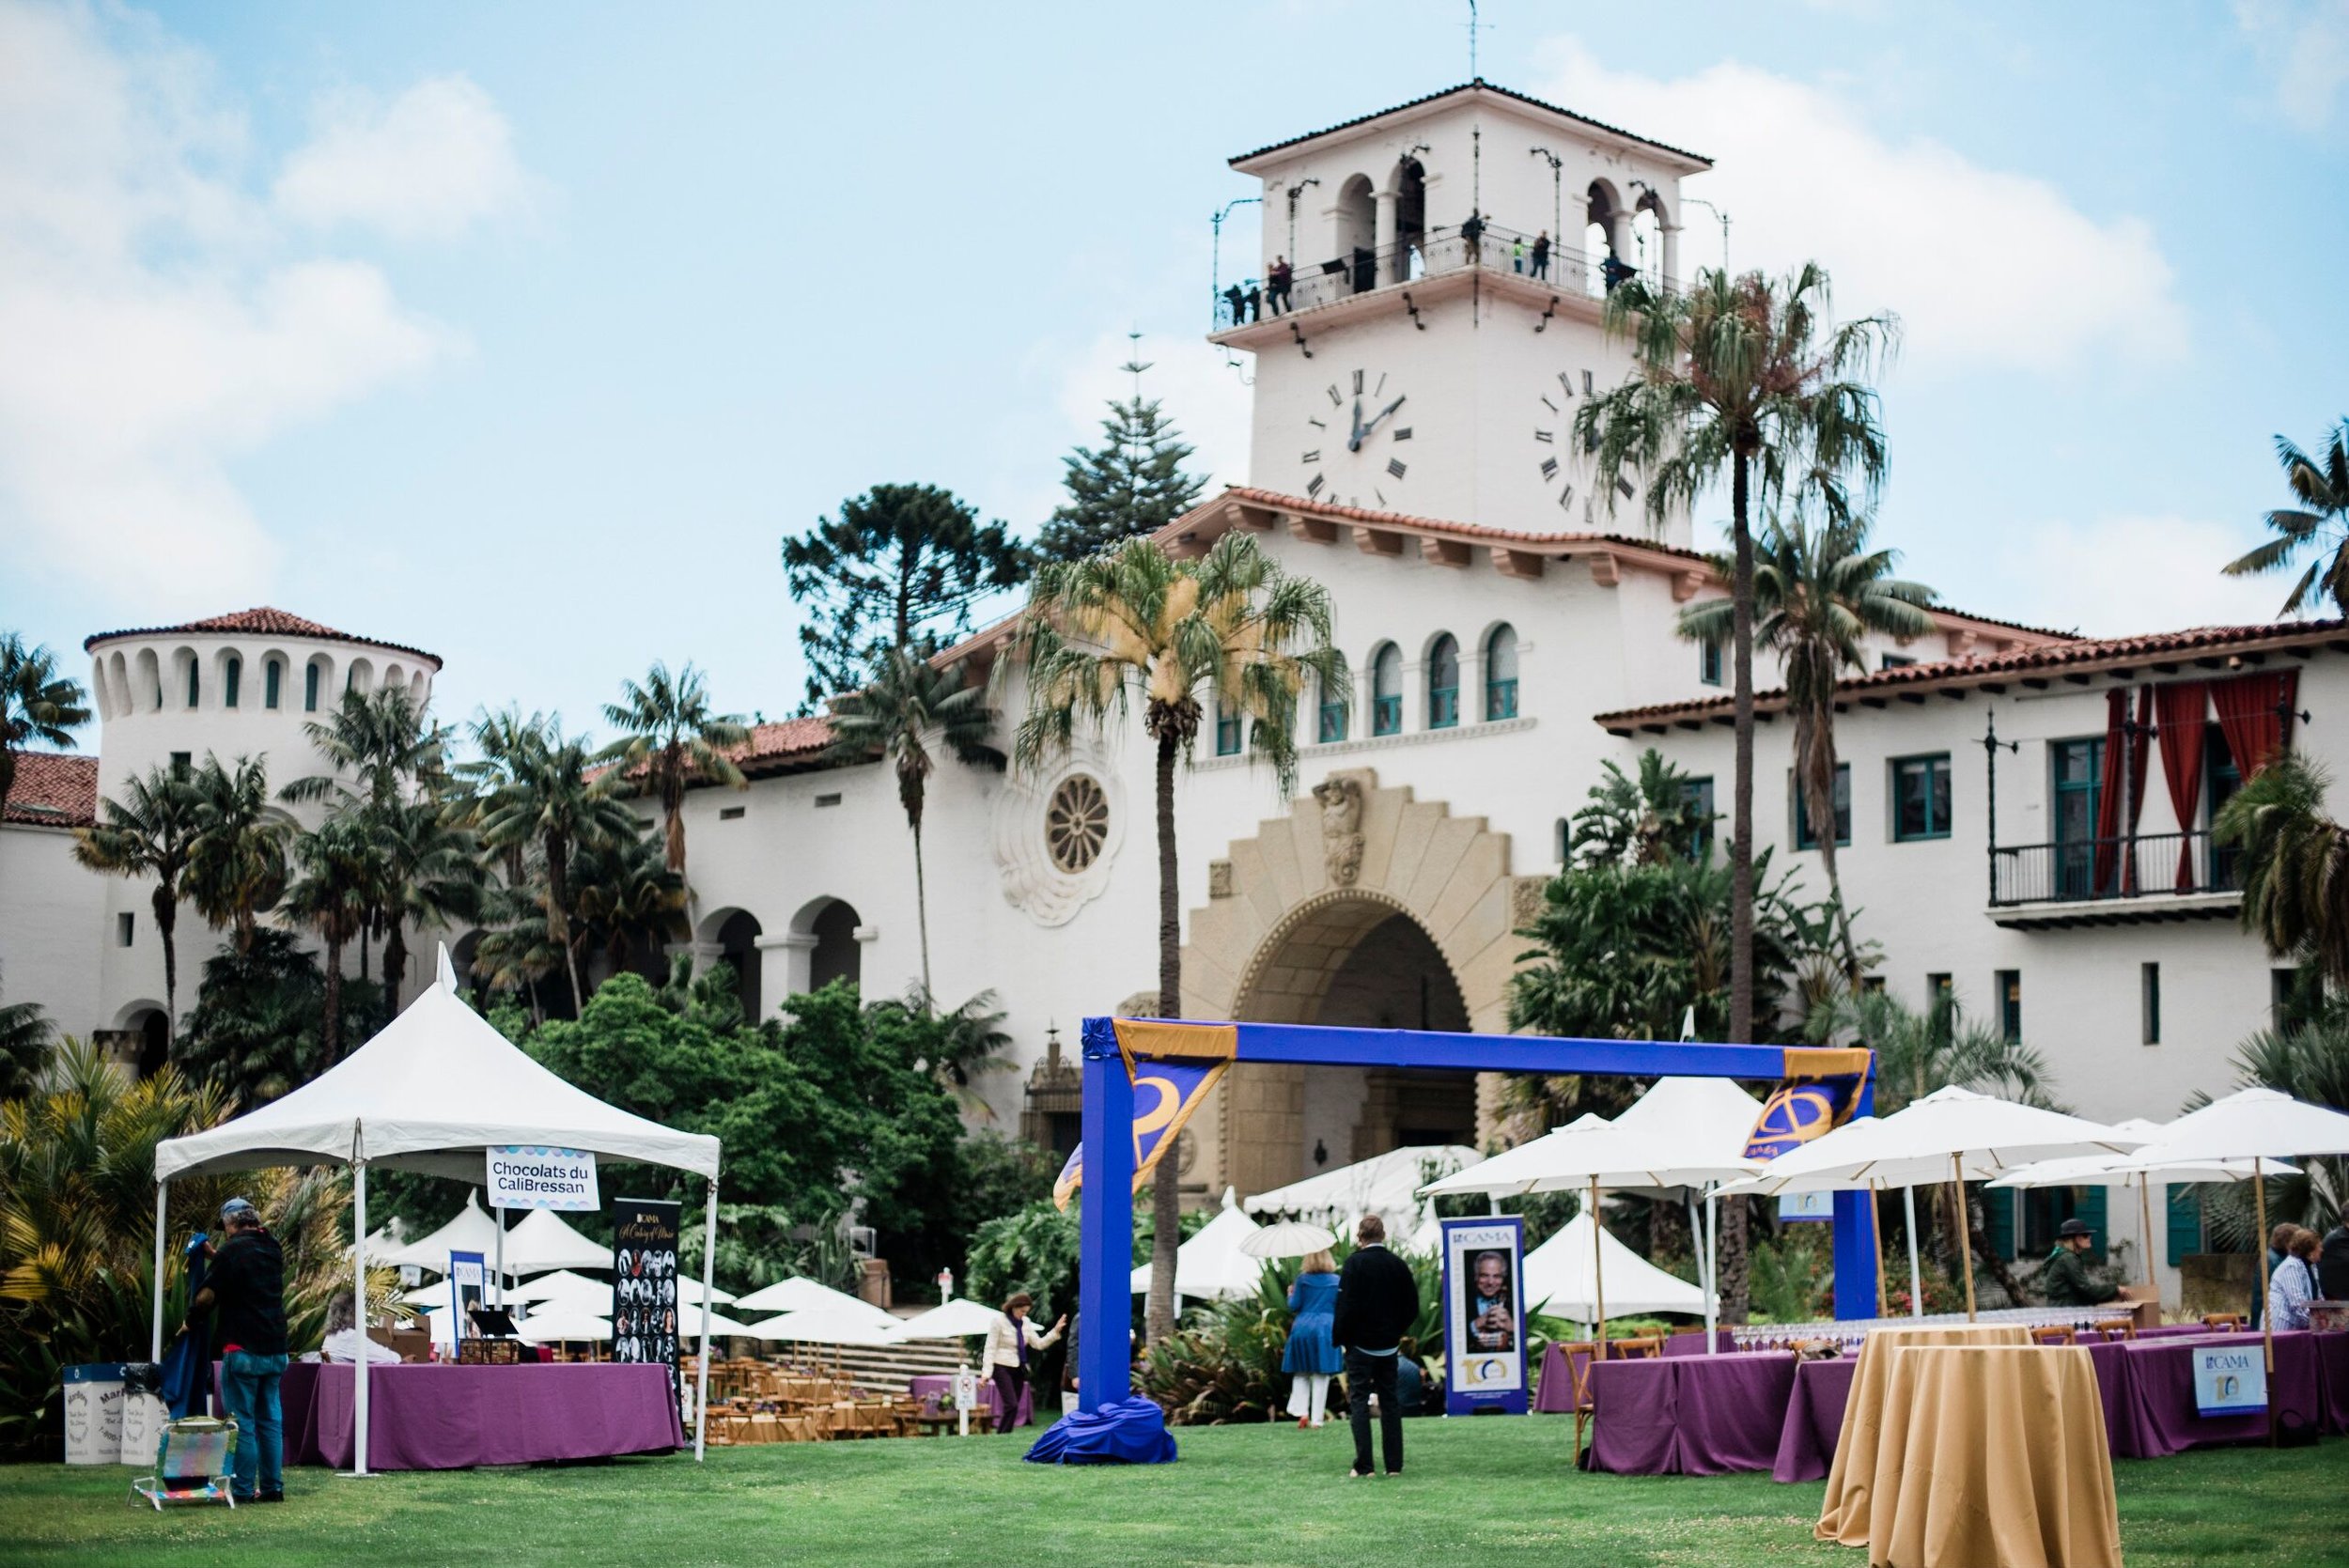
[
  {"xmin": 1300, "ymin": 366, "xmax": 1409, "ymax": 508},
  {"xmin": 1533, "ymin": 365, "xmax": 1634, "ymax": 523}
]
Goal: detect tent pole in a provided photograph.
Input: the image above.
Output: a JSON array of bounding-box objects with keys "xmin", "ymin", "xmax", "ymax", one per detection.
[
  {"xmin": 694, "ymin": 1176, "xmax": 718, "ymax": 1462},
  {"xmin": 1868, "ymin": 1182, "xmax": 1888, "ymax": 1320},
  {"xmin": 2137, "ymin": 1175, "xmax": 2157, "ymax": 1291},
  {"xmin": 2254, "ymin": 1157, "xmax": 2273, "ymax": 1377},
  {"xmin": 353, "ymin": 1158, "xmax": 370, "ymax": 1477},
  {"xmin": 493, "ymin": 1205, "xmax": 506, "ymax": 1308},
  {"xmin": 150, "ymin": 1182, "xmax": 169, "ymax": 1363},
  {"xmin": 1949, "ymin": 1153, "xmax": 1977, "ymax": 1323},
  {"xmin": 1703, "ymin": 1188, "xmax": 1719, "ymax": 1353},
  {"xmin": 1589, "ymin": 1177, "xmax": 1607, "ymax": 1358},
  {"xmin": 1902, "ymin": 1186, "xmax": 1923, "ymax": 1320}
]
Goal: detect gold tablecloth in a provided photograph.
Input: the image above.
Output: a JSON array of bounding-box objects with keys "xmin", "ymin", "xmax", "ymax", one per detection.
[
  {"xmin": 1816, "ymin": 1324, "xmax": 2033, "ymax": 1545},
  {"xmin": 1866, "ymin": 1346, "xmax": 2121, "ymax": 1568}
]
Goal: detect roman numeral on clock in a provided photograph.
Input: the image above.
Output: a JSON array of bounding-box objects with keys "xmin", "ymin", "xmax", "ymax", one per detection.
[
  {"xmin": 1558, "ymin": 483, "xmax": 1576, "ymax": 509},
  {"xmin": 1387, "ymin": 458, "xmax": 1407, "ymax": 478},
  {"xmin": 1301, "ymin": 449, "xmax": 1321, "ymax": 464},
  {"xmin": 1392, "ymin": 427, "xmax": 1412, "ymax": 441},
  {"xmin": 1307, "ymin": 473, "xmax": 1327, "ymax": 497},
  {"xmin": 1615, "ymin": 475, "xmax": 1636, "ymax": 499},
  {"xmin": 1328, "ymin": 384, "xmax": 1344, "ymax": 406},
  {"xmin": 1540, "ymin": 457, "xmax": 1559, "ymax": 480},
  {"xmin": 1352, "ymin": 369, "xmax": 1365, "ymax": 394},
  {"xmin": 1559, "ymin": 371, "xmax": 1576, "ymax": 398},
  {"xmin": 1534, "ymin": 429, "xmax": 1554, "ymax": 443}
]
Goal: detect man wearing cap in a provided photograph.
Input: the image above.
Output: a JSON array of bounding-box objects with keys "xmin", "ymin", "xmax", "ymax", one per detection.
[
  {"xmin": 186, "ymin": 1197, "xmax": 288, "ymax": 1502},
  {"xmin": 2041, "ymin": 1218, "xmax": 2118, "ymax": 1308}
]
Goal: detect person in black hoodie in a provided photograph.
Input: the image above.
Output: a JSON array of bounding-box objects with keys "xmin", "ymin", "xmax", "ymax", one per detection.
[
  {"xmin": 187, "ymin": 1197, "xmax": 288, "ymax": 1502},
  {"xmin": 2319, "ymin": 1209, "xmax": 2349, "ymax": 1302},
  {"xmin": 1330, "ymin": 1214, "xmax": 1418, "ymax": 1479}
]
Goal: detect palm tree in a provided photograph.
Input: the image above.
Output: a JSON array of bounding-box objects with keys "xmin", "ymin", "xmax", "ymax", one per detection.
[
  {"xmin": 73, "ymin": 767, "xmax": 199, "ymax": 1044},
  {"xmin": 0, "ymin": 634, "xmax": 90, "ymax": 819},
  {"xmin": 185, "ymin": 754, "xmax": 292, "ymax": 955},
  {"xmin": 2222, "ymin": 418, "xmax": 2349, "ymax": 614},
  {"xmin": 1679, "ymin": 513, "xmax": 1935, "ymax": 978},
  {"xmin": 828, "ymin": 647, "xmax": 1003, "ymax": 999},
  {"xmin": 1576, "ymin": 264, "xmax": 1895, "ymax": 1047},
  {"xmin": 570, "ymin": 829, "xmax": 688, "ymax": 983},
  {"xmin": 2216, "ymin": 751, "xmax": 2349, "ymax": 981},
  {"xmin": 0, "ymin": 1001, "xmax": 53, "ymax": 1100},
  {"xmin": 1011, "ymin": 530, "xmax": 1342, "ymax": 1343},
  {"xmin": 280, "ymin": 815, "xmax": 377, "ymax": 1060},
  {"xmin": 462, "ymin": 715, "xmax": 636, "ymax": 1015},
  {"xmin": 285, "ymin": 687, "xmax": 448, "ymax": 810},
  {"xmin": 599, "ymin": 662, "xmax": 751, "ymax": 913},
  {"xmin": 368, "ymin": 799, "xmax": 486, "ymax": 1012}
]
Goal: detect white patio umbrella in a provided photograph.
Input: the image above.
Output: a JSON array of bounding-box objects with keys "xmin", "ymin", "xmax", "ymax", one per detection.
[
  {"xmin": 733, "ymin": 1275, "xmax": 894, "ymax": 1322},
  {"xmin": 1720, "ymin": 1086, "xmax": 2145, "ymax": 1319},
  {"xmin": 1423, "ymin": 1113, "xmax": 1760, "ymax": 1351},
  {"xmin": 515, "ymin": 1307, "xmax": 613, "ymax": 1343},
  {"xmin": 1131, "ymin": 1188, "xmax": 1267, "ymax": 1302},
  {"xmin": 746, "ymin": 1299, "xmax": 910, "ymax": 1346},
  {"xmin": 1990, "ymin": 1123, "xmax": 2299, "ymax": 1292},
  {"xmin": 897, "ymin": 1297, "xmax": 1006, "ymax": 1339},
  {"xmin": 1240, "ymin": 1221, "xmax": 1337, "ymax": 1260},
  {"xmin": 679, "ymin": 1302, "xmax": 759, "ymax": 1340},
  {"xmin": 2126, "ymin": 1087, "xmax": 2349, "ymax": 1372},
  {"xmin": 502, "ymin": 1268, "xmax": 739, "ymax": 1309}
]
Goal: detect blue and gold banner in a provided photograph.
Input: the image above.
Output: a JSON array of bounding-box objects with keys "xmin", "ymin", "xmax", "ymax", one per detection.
[
  {"xmin": 1050, "ymin": 1020, "xmax": 1236, "ymax": 1210},
  {"xmin": 1743, "ymin": 1047, "xmax": 1872, "ymax": 1161}
]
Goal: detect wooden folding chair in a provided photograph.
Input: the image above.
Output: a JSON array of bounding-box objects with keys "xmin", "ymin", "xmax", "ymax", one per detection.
[
  {"xmin": 2201, "ymin": 1312, "xmax": 2247, "ymax": 1332},
  {"xmin": 1556, "ymin": 1341, "xmax": 1600, "ymax": 1459},
  {"xmin": 1611, "ymin": 1336, "xmax": 1665, "ymax": 1360},
  {"xmin": 2030, "ymin": 1325, "xmax": 2075, "ymax": 1346}
]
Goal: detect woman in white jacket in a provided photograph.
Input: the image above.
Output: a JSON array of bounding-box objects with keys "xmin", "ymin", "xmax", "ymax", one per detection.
[{"xmin": 980, "ymin": 1292, "xmax": 1065, "ymax": 1435}]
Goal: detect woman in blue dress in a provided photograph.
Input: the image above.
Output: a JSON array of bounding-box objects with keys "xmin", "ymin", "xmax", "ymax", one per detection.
[{"xmin": 1283, "ymin": 1250, "xmax": 1344, "ymax": 1428}]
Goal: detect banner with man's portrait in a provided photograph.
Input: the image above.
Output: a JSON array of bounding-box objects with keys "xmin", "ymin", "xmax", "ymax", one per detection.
[{"xmin": 1439, "ymin": 1217, "xmax": 1527, "ymax": 1415}]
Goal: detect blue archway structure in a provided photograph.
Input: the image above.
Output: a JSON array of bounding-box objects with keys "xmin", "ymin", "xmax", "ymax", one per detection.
[{"xmin": 1065, "ymin": 1016, "xmax": 1876, "ymax": 1450}]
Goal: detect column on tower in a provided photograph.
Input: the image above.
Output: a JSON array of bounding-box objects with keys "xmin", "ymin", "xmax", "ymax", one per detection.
[{"xmin": 1375, "ymin": 187, "xmax": 1400, "ymax": 287}]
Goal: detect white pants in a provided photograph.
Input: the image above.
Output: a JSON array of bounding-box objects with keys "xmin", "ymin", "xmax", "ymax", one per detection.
[{"xmin": 1285, "ymin": 1372, "xmax": 1330, "ymax": 1423}]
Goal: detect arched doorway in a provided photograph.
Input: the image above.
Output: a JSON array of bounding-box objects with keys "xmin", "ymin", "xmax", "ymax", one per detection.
[
  {"xmin": 701, "ymin": 908, "xmax": 764, "ymax": 1020},
  {"xmin": 1226, "ymin": 893, "xmax": 1473, "ymax": 1195},
  {"xmin": 807, "ymin": 900, "xmax": 861, "ymax": 993},
  {"xmin": 126, "ymin": 1006, "xmax": 169, "ymax": 1079}
]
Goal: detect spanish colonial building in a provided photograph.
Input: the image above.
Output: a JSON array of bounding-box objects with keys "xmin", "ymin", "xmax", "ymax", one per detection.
[{"xmin": 1, "ymin": 84, "xmax": 2328, "ymax": 1302}]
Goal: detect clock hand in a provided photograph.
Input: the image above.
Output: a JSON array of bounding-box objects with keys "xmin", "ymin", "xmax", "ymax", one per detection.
[
  {"xmin": 1361, "ymin": 395, "xmax": 1408, "ymax": 439},
  {"xmin": 1348, "ymin": 397, "xmax": 1364, "ymax": 452}
]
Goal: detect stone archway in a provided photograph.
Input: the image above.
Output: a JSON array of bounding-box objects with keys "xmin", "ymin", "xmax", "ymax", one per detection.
[{"xmin": 1177, "ymin": 768, "xmax": 1545, "ymax": 1197}]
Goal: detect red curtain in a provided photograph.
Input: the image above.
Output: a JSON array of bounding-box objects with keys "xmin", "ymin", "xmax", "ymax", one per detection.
[
  {"xmin": 2211, "ymin": 670, "xmax": 2299, "ymax": 778},
  {"xmin": 2092, "ymin": 688, "xmax": 2155, "ymax": 895},
  {"xmin": 2154, "ymin": 681, "xmax": 2207, "ymax": 890}
]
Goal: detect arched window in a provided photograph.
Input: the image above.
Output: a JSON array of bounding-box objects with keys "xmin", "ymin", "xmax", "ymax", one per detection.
[
  {"xmin": 1371, "ymin": 644, "xmax": 1403, "ymax": 736},
  {"xmin": 1427, "ymin": 634, "xmax": 1459, "ymax": 729},
  {"xmin": 1317, "ymin": 669, "xmax": 1349, "ymax": 744},
  {"xmin": 223, "ymin": 655, "xmax": 241, "ymax": 709},
  {"xmin": 184, "ymin": 658, "xmax": 200, "ymax": 709},
  {"xmin": 1336, "ymin": 174, "xmax": 1377, "ymax": 294},
  {"xmin": 303, "ymin": 660, "xmax": 322, "ymax": 712},
  {"xmin": 1484, "ymin": 625, "xmax": 1518, "ymax": 721},
  {"xmin": 263, "ymin": 658, "xmax": 283, "ymax": 709}
]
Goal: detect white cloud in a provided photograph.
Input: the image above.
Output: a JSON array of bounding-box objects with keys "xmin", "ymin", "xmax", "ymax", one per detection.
[
  {"xmin": 0, "ymin": 3, "xmax": 514, "ymax": 603},
  {"xmin": 2235, "ymin": 0, "xmax": 2349, "ymax": 130},
  {"xmin": 1984, "ymin": 514, "xmax": 2300, "ymax": 637},
  {"xmin": 274, "ymin": 75, "xmax": 530, "ymax": 241},
  {"xmin": 1534, "ymin": 39, "xmax": 2186, "ymax": 377}
]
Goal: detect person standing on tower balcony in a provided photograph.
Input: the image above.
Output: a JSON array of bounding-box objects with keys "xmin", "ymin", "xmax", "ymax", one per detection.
[
  {"xmin": 1458, "ymin": 210, "xmax": 1485, "ymax": 266},
  {"xmin": 1223, "ymin": 282, "xmax": 1247, "ymax": 328},
  {"xmin": 1510, "ymin": 235, "xmax": 1525, "ymax": 273},
  {"xmin": 1530, "ymin": 230, "xmax": 1550, "ymax": 281},
  {"xmin": 1268, "ymin": 256, "xmax": 1293, "ymax": 315},
  {"xmin": 1245, "ymin": 280, "xmax": 1263, "ymax": 323}
]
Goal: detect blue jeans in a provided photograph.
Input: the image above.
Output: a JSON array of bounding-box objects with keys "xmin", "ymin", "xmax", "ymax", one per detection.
[{"xmin": 220, "ymin": 1350, "xmax": 288, "ymax": 1498}]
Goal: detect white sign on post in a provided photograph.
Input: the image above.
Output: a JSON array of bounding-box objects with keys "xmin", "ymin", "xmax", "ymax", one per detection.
[
  {"xmin": 2193, "ymin": 1344, "xmax": 2266, "ymax": 1418},
  {"xmin": 487, "ymin": 1145, "xmax": 599, "ymax": 1211}
]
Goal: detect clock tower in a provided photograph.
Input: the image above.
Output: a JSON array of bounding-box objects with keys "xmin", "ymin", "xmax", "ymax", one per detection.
[{"xmin": 1211, "ymin": 82, "xmax": 1709, "ymax": 545}]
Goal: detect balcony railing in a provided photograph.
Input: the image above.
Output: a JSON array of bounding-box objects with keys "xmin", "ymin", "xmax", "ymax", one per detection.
[
  {"xmin": 1215, "ymin": 222, "xmax": 1663, "ymax": 329},
  {"xmin": 1989, "ymin": 831, "xmax": 2242, "ymax": 908}
]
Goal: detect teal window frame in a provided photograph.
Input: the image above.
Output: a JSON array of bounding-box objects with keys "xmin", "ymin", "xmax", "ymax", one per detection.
[
  {"xmin": 1214, "ymin": 704, "xmax": 1241, "ymax": 757},
  {"xmin": 263, "ymin": 659, "xmax": 281, "ymax": 709},
  {"xmin": 2141, "ymin": 962, "xmax": 2160, "ymax": 1045},
  {"xmin": 1792, "ymin": 762, "xmax": 1852, "ymax": 848},
  {"xmin": 1684, "ymin": 776, "xmax": 1715, "ymax": 859},
  {"xmin": 1700, "ymin": 634, "xmax": 1723, "ymax": 687},
  {"xmin": 1427, "ymin": 635, "xmax": 1459, "ymax": 730},
  {"xmin": 1891, "ymin": 753, "xmax": 1952, "ymax": 842},
  {"xmin": 303, "ymin": 661, "xmax": 320, "ymax": 712},
  {"xmin": 1997, "ymin": 969, "xmax": 2022, "ymax": 1042},
  {"xmin": 1317, "ymin": 689, "xmax": 1348, "ymax": 744},
  {"xmin": 1371, "ymin": 644, "xmax": 1403, "ymax": 737},
  {"xmin": 1483, "ymin": 625, "xmax": 1518, "ymax": 721},
  {"xmin": 2051, "ymin": 737, "xmax": 2104, "ymax": 899},
  {"xmin": 223, "ymin": 656, "xmax": 241, "ymax": 709},
  {"xmin": 185, "ymin": 660, "xmax": 200, "ymax": 709}
]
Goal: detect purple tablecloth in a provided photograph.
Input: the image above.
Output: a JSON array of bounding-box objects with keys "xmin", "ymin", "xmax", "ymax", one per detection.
[
  {"xmin": 2111, "ymin": 1330, "xmax": 2331, "ymax": 1457},
  {"xmin": 1583, "ymin": 1353, "xmax": 1797, "ymax": 1476},
  {"xmin": 1662, "ymin": 1330, "xmax": 1735, "ymax": 1358},
  {"xmin": 1769, "ymin": 1355, "xmax": 1856, "ymax": 1482},
  {"xmin": 263, "ymin": 1361, "xmax": 682, "ymax": 1470},
  {"xmin": 907, "ymin": 1374, "xmax": 1033, "ymax": 1426}
]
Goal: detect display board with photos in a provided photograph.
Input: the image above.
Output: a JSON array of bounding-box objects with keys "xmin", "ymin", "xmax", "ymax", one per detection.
[
  {"xmin": 612, "ymin": 1198, "xmax": 682, "ymax": 1402},
  {"xmin": 1439, "ymin": 1216, "xmax": 1528, "ymax": 1415}
]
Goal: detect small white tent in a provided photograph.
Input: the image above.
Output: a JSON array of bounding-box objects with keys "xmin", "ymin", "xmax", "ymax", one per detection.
[
  {"xmin": 376, "ymin": 1190, "xmax": 503, "ymax": 1272},
  {"xmin": 1130, "ymin": 1188, "xmax": 1266, "ymax": 1302},
  {"xmin": 1522, "ymin": 1213, "xmax": 1712, "ymax": 1321},
  {"xmin": 501, "ymin": 1207, "xmax": 611, "ymax": 1274},
  {"xmin": 1244, "ymin": 1145, "xmax": 1477, "ymax": 1252},
  {"xmin": 150, "ymin": 946, "xmax": 724, "ymax": 1471}
]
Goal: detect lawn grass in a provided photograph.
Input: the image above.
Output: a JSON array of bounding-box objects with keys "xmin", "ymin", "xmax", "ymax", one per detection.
[{"xmin": 0, "ymin": 1420, "xmax": 2332, "ymax": 1568}]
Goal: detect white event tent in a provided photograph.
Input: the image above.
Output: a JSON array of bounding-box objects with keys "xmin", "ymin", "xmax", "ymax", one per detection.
[
  {"xmin": 733, "ymin": 1275, "xmax": 890, "ymax": 1320},
  {"xmin": 1244, "ymin": 1145, "xmax": 1478, "ymax": 1252},
  {"xmin": 1523, "ymin": 1213, "xmax": 1712, "ymax": 1321},
  {"xmin": 1130, "ymin": 1188, "xmax": 1266, "ymax": 1303},
  {"xmin": 150, "ymin": 947, "xmax": 724, "ymax": 1471}
]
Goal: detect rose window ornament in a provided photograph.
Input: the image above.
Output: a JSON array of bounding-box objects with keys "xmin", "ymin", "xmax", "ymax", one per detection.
[{"xmin": 1045, "ymin": 774, "xmax": 1111, "ymax": 873}]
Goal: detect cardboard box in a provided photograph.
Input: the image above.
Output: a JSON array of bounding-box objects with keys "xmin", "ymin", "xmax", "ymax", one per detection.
[{"xmin": 2114, "ymin": 1284, "xmax": 2164, "ymax": 1331}]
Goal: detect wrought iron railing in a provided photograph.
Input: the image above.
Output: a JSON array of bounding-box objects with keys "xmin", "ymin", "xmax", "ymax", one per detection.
[
  {"xmin": 1989, "ymin": 831, "xmax": 2242, "ymax": 907},
  {"xmin": 1215, "ymin": 222, "xmax": 1664, "ymax": 328}
]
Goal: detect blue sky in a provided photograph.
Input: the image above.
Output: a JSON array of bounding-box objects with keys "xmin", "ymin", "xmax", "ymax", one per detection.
[{"xmin": 4, "ymin": 0, "xmax": 2345, "ymax": 743}]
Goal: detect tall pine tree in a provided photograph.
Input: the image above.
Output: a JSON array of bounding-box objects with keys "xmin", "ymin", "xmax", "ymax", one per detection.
[
  {"xmin": 783, "ymin": 484, "xmax": 1027, "ymax": 713},
  {"xmin": 1034, "ymin": 347, "xmax": 1207, "ymax": 563}
]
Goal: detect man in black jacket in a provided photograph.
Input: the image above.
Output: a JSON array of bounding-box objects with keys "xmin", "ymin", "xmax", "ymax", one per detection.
[
  {"xmin": 188, "ymin": 1197, "xmax": 288, "ymax": 1502},
  {"xmin": 2320, "ymin": 1210, "xmax": 2349, "ymax": 1302},
  {"xmin": 1331, "ymin": 1214, "xmax": 1418, "ymax": 1478}
]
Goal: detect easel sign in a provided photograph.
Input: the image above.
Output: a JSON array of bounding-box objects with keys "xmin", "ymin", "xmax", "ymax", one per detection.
[
  {"xmin": 1439, "ymin": 1217, "xmax": 1527, "ymax": 1416},
  {"xmin": 448, "ymin": 1250, "xmax": 485, "ymax": 1342},
  {"xmin": 2194, "ymin": 1344, "xmax": 2266, "ymax": 1418}
]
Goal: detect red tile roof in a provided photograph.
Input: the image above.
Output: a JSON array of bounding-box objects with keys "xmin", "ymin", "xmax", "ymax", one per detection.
[
  {"xmin": 734, "ymin": 716, "xmax": 834, "ymax": 774},
  {"xmin": 1594, "ymin": 618, "xmax": 2345, "ymax": 732},
  {"xmin": 1231, "ymin": 80, "xmax": 1710, "ymax": 170},
  {"xmin": 85, "ymin": 608, "xmax": 442, "ymax": 668},
  {"xmin": 4, "ymin": 751, "xmax": 98, "ymax": 828}
]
